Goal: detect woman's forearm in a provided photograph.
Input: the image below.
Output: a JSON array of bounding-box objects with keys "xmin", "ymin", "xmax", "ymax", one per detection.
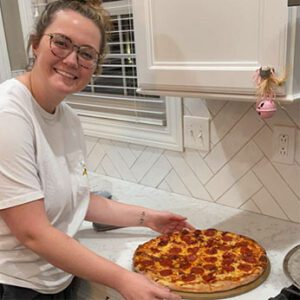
[
  {"xmin": 24, "ymin": 224, "xmax": 129, "ymax": 290},
  {"xmin": 85, "ymin": 193, "xmax": 154, "ymax": 227}
]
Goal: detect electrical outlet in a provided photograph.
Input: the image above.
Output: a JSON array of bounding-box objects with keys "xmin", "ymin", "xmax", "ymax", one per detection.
[
  {"xmin": 272, "ymin": 125, "xmax": 295, "ymax": 164},
  {"xmin": 184, "ymin": 116, "xmax": 210, "ymax": 151}
]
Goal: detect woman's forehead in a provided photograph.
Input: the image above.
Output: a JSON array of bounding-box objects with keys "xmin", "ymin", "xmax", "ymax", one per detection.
[{"xmin": 46, "ymin": 9, "xmax": 101, "ymax": 49}]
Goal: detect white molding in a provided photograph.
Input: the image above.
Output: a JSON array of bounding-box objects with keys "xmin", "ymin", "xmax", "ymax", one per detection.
[
  {"xmin": 77, "ymin": 97, "xmax": 183, "ymax": 151},
  {"xmin": 0, "ymin": 7, "xmax": 11, "ymax": 82},
  {"xmin": 18, "ymin": 0, "xmax": 34, "ymax": 47}
]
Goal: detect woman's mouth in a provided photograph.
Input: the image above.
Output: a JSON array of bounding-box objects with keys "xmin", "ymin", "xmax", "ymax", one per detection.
[{"xmin": 54, "ymin": 68, "xmax": 78, "ymax": 80}]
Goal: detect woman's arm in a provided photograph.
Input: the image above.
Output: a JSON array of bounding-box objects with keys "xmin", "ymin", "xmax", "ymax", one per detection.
[
  {"xmin": 0, "ymin": 199, "xmax": 181, "ymax": 300},
  {"xmin": 86, "ymin": 193, "xmax": 194, "ymax": 234}
]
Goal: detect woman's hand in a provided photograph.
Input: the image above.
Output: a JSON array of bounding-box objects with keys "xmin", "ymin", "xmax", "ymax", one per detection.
[
  {"xmin": 145, "ymin": 210, "xmax": 195, "ymax": 234},
  {"xmin": 118, "ymin": 271, "xmax": 181, "ymax": 300}
]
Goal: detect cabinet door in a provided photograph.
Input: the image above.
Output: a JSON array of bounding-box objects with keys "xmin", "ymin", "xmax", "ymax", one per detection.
[{"xmin": 132, "ymin": 0, "xmax": 289, "ymax": 97}]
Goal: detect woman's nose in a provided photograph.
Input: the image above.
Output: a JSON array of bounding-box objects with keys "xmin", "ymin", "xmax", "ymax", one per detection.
[{"xmin": 62, "ymin": 50, "xmax": 79, "ymax": 68}]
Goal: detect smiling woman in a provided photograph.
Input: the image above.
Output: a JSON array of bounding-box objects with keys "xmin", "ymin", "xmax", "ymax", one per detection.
[{"xmin": 0, "ymin": 2, "xmax": 189, "ymax": 299}]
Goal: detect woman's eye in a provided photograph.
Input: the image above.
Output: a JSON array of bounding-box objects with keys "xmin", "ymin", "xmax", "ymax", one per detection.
[
  {"xmin": 54, "ymin": 39, "xmax": 69, "ymax": 48},
  {"xmin": 80, "ymin": 51, "xmax": 94, "ymax": 61}
]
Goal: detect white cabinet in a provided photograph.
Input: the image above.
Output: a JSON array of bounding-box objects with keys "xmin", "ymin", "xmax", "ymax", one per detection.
[{"xmin": 132, "ymin": 0, "xmax": 300, "ymax": 102}]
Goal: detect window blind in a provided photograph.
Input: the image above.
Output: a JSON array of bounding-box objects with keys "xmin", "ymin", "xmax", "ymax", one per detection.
[{"xmin": 31, "ymin": 0, "xmax": 167, "ymax": 126}]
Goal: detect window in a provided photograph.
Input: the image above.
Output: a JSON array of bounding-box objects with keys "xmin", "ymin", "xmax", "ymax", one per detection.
[{"xmin": 20, "ymin": 0, "xmax": 183, "ymax": 151}]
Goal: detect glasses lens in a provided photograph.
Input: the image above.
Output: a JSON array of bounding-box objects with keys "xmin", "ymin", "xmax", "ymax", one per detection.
[
  {"xmin": 78, "ymin": 47, "xmax": 98, "ymax": 68},
  {"xmin": 50, "ymin": 34, "xmax": 72, "ymax": 58},
  {"xmin": 49, "ymin": 33, "xmax": 98, "ymax": 69}
]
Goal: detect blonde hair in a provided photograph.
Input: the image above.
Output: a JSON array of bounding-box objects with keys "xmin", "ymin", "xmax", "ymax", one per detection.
[
  {"xmin": 27, "ymin": 0, "xmax": 111, "ymax": 74},
  {"xmin": 255, "ymin": 67, "xmax": 286, "ymax": 98}
]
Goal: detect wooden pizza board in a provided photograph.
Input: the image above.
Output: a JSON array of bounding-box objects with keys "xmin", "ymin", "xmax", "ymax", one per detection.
[{"xmin": 174, "ymin": 259, "xmax": 271, "ymax": 300}]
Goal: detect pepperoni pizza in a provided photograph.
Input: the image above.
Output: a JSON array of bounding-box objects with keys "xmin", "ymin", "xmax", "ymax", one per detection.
[{"xmin": 133, "ymin": 228, "xmax": 268, "ymax": 293}]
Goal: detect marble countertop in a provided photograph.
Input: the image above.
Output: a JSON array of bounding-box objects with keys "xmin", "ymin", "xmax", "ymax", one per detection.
[{"xmin": 76, "ymin": 174, "xmax": 300, "ymax": 299}]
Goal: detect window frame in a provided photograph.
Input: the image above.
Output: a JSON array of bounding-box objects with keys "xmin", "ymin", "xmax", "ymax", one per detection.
[
  {"xmin": 0, "ymin": 7, "xmax": 12, "ymax": 82},
  {"xmin": 18, "ymin": 0, "xmax": 183, "ymax": 151}
]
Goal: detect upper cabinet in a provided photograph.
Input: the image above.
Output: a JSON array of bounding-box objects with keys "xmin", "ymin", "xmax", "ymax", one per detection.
[{"xmin": 132, "ymin": 0, "xmax": 300, "ymax": 102}]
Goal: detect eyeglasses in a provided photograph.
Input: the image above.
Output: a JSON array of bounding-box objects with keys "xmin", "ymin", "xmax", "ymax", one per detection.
[{"xmin": 45, "ymin": 33, "xmax": 100, "ymax": 69}]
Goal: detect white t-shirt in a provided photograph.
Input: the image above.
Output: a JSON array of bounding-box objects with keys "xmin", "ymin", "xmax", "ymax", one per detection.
[{"xmin": 0, "ymin": 78, "xmax": 90, "ymax": 293}]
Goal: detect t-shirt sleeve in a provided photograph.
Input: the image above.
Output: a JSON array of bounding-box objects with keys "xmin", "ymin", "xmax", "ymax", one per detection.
[{"xmin": 0, "ymin": 112, "xmax": 44, "ymax": 209}]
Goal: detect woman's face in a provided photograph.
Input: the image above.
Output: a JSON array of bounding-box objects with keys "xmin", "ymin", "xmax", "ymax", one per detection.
[{"xmin": 32, "ymin": 9, "xmax": 101, "ymax": 97}]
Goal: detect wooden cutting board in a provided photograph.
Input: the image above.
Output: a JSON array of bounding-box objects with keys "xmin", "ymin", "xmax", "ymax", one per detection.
[{"xmin": 174, "ymin": 259, "xmax": 271, "ymax": 300}]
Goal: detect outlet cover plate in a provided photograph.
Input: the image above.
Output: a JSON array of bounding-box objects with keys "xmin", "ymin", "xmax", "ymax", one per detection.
[
  {"xmin": 184, "ymin": 116, "xmax": 210, "ymax": 151},
  {"xmin": 272, "ymin": 125, "xmax": 296, "ymax": 164}
]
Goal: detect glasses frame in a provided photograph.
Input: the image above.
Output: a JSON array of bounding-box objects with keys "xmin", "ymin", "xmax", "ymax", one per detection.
[{"xmin": 45, "ymin": 33, "xmax": 100, "ymax": 69}]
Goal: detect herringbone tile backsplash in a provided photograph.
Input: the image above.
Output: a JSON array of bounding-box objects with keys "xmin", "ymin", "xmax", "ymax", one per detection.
[{"xmin": 85, "ymin": 99, "xmax": 300, "ymax": 223}]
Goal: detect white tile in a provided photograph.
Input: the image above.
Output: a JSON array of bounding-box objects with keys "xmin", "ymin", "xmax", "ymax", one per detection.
[
  {"xmin": 141, "ymin": 155, "xmax": 172, "ymax": 187},
  {"xmin": 131, "ymin": 147, "xmax": 163, "ymax": 182},
  {"xmin": 129, "ymin": 143, "xmax": 145, "ymax": 159},
  {"xmin": 253, "ymin": 125, "xmax": 273, "ymax": 159},
  {"xmin": 252, "ymin": 188, "xmax": 288, "ymax": 220},
  {"xmin": 86, "ymin": 142, "xmax": 105, "ymax": 172},
  {"xmin": 205, "ymin": 141, "xmax": 264, "ymax": 200},
  {"xmin": 183, "ymin": 148, "xmax": 213, "ymax": 184},
  {"xmin": 165, "ymin": 170, "xmax": 191, "ymax": 196},
  {"xmin": 101, "ymin": 139, "xmax": 136, "ymax": 182},
  {"xmin": 158, "ymin": 180, "xmax": 172, "ymax": 192},
  {"xmin": 253, "ymin": 158, "xmax": 300, "ymax": 222},
  {"xmin": 273, "ymin": 163, "xmax": 300, "ymax": 197},
  {"xmin": 205, "ymin": 99, "xmax": 226, "ymax": 116},
  {"xmin": 217, "ymin": 171, "xmax": 262, "ymax": 208},
  {"xmin": 101, "ymin": 155, "xmax": 121, "ymax": 179},
  {"xmin": 240, "ymin": 199, "xmax": 261, "ymax": 214},
  {"xmin": 94, "ymin": 163, "xmax": 106, "ymax": 176},
  {"xmin": 112, "ymin": 141, "xmax": 137, "ymax": 168},
  {"xmin": 205, "ymin": 109, "xmax": 264, "ymax": 173},
  {"xmin": 85, "ymin": 136, "xmax": 98, "ymax": 155},
  {"xmin": 210, "ymin": 101, "xmax": 252, "ymax": 145},
  {"xmin": 265, "ymin": 106, "xmax": 295, "ymax": 128},
  {"xmin": 165, "ymin": 150, "xmax": 212, "ymax": 200},
  {"xmin": 285, "ymin": 102, "xmax": 300, "ymax": 127}
]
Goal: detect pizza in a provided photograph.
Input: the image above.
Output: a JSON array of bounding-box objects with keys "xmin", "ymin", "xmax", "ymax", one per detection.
[{"xmin": 133, "ymin": 228, "xmax": 268, "ymax": 293}]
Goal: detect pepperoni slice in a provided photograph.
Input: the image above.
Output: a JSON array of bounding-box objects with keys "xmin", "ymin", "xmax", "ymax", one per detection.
[
  {"xmin": 140, "ymin": 260, "xmax": 154, "ymax": 267},
  {"xmin": 222, "ymin": 264, "xmax": 235, "ymax": 272},
  {"xmin": 160, "ymin": 269, "xmax": 173, "ymax": 276},
  {"xmin": 222, "ymin": 257, "xmax": 235, "ymax": 265},
  {"xmin": 237, "ymin": 263, "xmax": 252, "ymax": 272},
  {"xmin": 204, "ymin": 228, "xmax": 217, "ymax": 236},
  {"xmin": 222, "ymin": 252, "xmax": 236, "ymax": 260},
  {"xmin": 187, "ymin": 254, "xmax": 197, "ymax": 262},
  {"xmin": 205, "ymin": 247, "xmax": 218, "ymax": 255},
  {"xmin": 203, "ymin": 256, "xmax": 218, "ymax": 263},
  {"xmin": 179, "ymin": 260, "xmax": 191, "ymax": 270},
  {"xmin": 159, "ymin": 258, "xmax": 173, "ymax": 267},
  {"xmin": 202, "ymin": 273, "xmax": 216, "ymax": 283},
  {"xmin": 219, "ymin": 244, "xmax": 231, "ymax": 251},
  {"xmin": 169, "ymin": 247, "xmax": 181, "ymax": 254},
  {"xmin": 235, "ymin": 241, "xmax": 249, "ymax": 248},
  {"xmin": 221, "ymin": 233, "xmax": 233, "ymax": 242},
  {"xmin": 206, "ymin": 238, "xmax": 219, "ymax": 247},
  {"xmin": 203, "ymin": 264, "xmax": 217, "ymax": 272},
  {"xmin": 181, "ymin": 229, "xmax": 190, "ymax": 235},
  {"xmin": 190, "ymin": 267, "xmax": 204, "ymax": 275},
  {"xmin": 242, "ymin": 255, "xmax": 257, "ymax": 264},
  {"xmin": 181, "ymin": 274, "xmax": 196, "ymax": 282},
  {"xmin": 187, "ymin": 247, "xmax": 200, "ymax": 254},
  {"xmin": 150, "ymin": 247, "xmax": 159, "ymax": 253}
]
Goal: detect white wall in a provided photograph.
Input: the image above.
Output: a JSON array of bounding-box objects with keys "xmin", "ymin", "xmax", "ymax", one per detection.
[{"xmin": 85, "ymin": 99, "xmax": 300, "ymax": 223}]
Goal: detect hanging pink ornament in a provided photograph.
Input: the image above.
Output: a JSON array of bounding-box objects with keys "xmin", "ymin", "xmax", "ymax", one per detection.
[{"xmin": 256, "ymin": 95, "xmax": 277, "ymax": 119}]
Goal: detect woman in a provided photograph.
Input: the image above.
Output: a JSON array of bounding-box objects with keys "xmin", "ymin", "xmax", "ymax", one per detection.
[{"xmin": 0, "ymin": 1, "xmax": 193, "ymax": 299}]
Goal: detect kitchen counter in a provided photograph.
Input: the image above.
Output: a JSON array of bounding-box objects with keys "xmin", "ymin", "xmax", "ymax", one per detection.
[{"xmin": 75, "ymin": 174, "xmax": 300, "ymax": 300}]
